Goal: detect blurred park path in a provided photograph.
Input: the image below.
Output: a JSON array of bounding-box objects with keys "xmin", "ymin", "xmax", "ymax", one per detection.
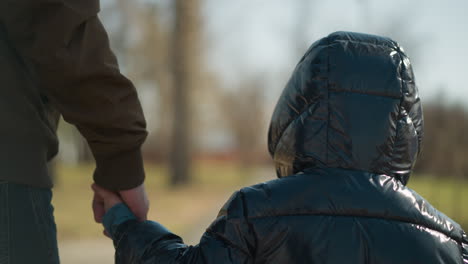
[{"xmin": 59, "ymin": 239, "xmax": 114, "ymax": 264}]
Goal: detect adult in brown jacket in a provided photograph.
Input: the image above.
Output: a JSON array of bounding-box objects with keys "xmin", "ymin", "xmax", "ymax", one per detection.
[{"xmin": 0, "ymin": 1, "xmax": 149, "ymax": 263}]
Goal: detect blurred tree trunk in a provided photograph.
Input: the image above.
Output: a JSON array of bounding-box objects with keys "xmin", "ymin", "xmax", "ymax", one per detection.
[
  {"xmin": 221, "ymin": 77, "xmax": 265, "ymax": 170},
  {"xmin": 169, "ymin": 0, "xmax": 200, "ymax": 186},
  {"xmin": 127, "ymin": 3, "xmax": 173, "ymax": 160}
]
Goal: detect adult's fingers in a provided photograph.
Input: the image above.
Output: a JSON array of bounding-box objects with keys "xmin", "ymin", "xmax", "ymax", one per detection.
[
  {"xmin": 93, "ymin": 183, "xmax": 124, "ymax": 211},
  {"xmin": 92, "ymin": 192, "xmax": 105, "ymax": 223}
]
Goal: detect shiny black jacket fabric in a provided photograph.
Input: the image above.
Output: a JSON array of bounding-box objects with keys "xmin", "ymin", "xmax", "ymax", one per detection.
[{"xmin": 111, "ymin": 31, "xmax": 468, "ymax": 263}]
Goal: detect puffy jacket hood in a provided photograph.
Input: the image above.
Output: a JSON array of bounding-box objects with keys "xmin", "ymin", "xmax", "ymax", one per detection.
[{"xmin": 268, "ymin": 31, "xmax": 423, "ymax": 184}]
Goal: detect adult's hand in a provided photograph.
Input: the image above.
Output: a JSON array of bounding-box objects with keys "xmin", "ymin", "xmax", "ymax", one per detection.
[
  {"xmin": 92, "ymin": 183, "xmax": 149, "ymax": 223},
  {"xmin": 91, "ymin": 183, "xmax": 125, "ymax": 238},
  {"xmin": 92, "ymin": 191, "xmax": 106, "ymax": 223},
  {"xmin": 118, "ymin": 184, "xmax": 149, "ymax": 221},
  {"xmin": 91, "ymin": 183, "xmax": 123, "ymax": 212}
]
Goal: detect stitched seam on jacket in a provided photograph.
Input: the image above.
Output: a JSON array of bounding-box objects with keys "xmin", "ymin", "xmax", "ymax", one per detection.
[
  {"xmin": 271, "ymin": 95, "xmax": 319, "ymax": 162},
  {"xmin": 271, "ymin": 52, "xmax": 328, "ymax": 160},
  {"xmin": 334, "ymin": 39, "xmax": 396, "ymax": 50},
  {"xmin": 205, "ymin": 229, "xmax": 251, "ymax": 257},
  {"xmin": 114, "ymin": 220, "xmax": 138, "ymax": 252},
  {"xmin": 386, "ymin": 50, "xmax": 406, "ymax": 177},
  {"xmin": 240, "ymin": 190, "xmax": 256, "ymax": 262},
  {"xmin": 328, "ymin": 88, "xmax": 402, "ymax": 99},
  {"xmin": 247, "ymin": 212, "xmax": 462, "ymax": 244},
  {"xmin": 397, "ymin": 52, "xmax": 422, "ymax": 144}
]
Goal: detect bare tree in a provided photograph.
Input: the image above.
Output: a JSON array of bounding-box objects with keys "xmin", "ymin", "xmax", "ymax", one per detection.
[
  {"xmin": 125, "ymin": 3, "xmax": 174, "ymax": 159},
  {"xmin": 169, "ymin": 0, "xmax": 201, "ymax": 186}
]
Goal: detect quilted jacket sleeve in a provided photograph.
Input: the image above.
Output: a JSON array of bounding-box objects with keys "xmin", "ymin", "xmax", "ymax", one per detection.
[{"xmin": 112, "ymin": 191, "xmax": 256, "ymax": 264}]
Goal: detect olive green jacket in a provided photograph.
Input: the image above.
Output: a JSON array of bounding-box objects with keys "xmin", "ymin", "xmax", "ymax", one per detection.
[{"xmin": 0, "ymin": 0, "xmax": 147, "ymax": 190}]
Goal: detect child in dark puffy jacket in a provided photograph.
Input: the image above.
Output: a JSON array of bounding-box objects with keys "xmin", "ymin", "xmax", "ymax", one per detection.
[{"xmin": 93, "ymin": 31, "xmax": 468, "ymax": 264}]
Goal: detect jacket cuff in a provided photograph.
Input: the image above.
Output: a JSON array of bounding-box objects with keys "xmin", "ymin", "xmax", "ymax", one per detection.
[
  {"xmin": 113, "ymin": 219, "xmax": 182, "ymax": 252},
  {"xmin": 103, "ymin": 203, "xmax": 137, "ymax": 239},
  {"xmin": 93, "ymin": 148, "xmax": 145, "ymax": 191}
]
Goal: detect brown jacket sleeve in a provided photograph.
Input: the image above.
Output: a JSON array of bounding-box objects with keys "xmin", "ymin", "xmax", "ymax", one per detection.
[{"xmin": 0, "ymin": 0, "xmax": 148, "ymax": 190}]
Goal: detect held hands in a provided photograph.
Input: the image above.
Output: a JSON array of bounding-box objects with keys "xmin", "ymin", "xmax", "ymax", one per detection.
[
  {"xmin": 91, "ymin": 183, "xmax": 123, "ymax": 217},
  {"xmin": 119, "ymin": 184, "xmax": 150, "ymax": 221},
  {"xmin": 91, "ymin": 183, "xmax": 150, "ymax": 237}
]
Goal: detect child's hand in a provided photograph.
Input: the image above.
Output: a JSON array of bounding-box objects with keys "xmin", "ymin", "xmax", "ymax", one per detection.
[{"xmin": 91, "ymin": 183, "xmax": 124, "ymax": 212}]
